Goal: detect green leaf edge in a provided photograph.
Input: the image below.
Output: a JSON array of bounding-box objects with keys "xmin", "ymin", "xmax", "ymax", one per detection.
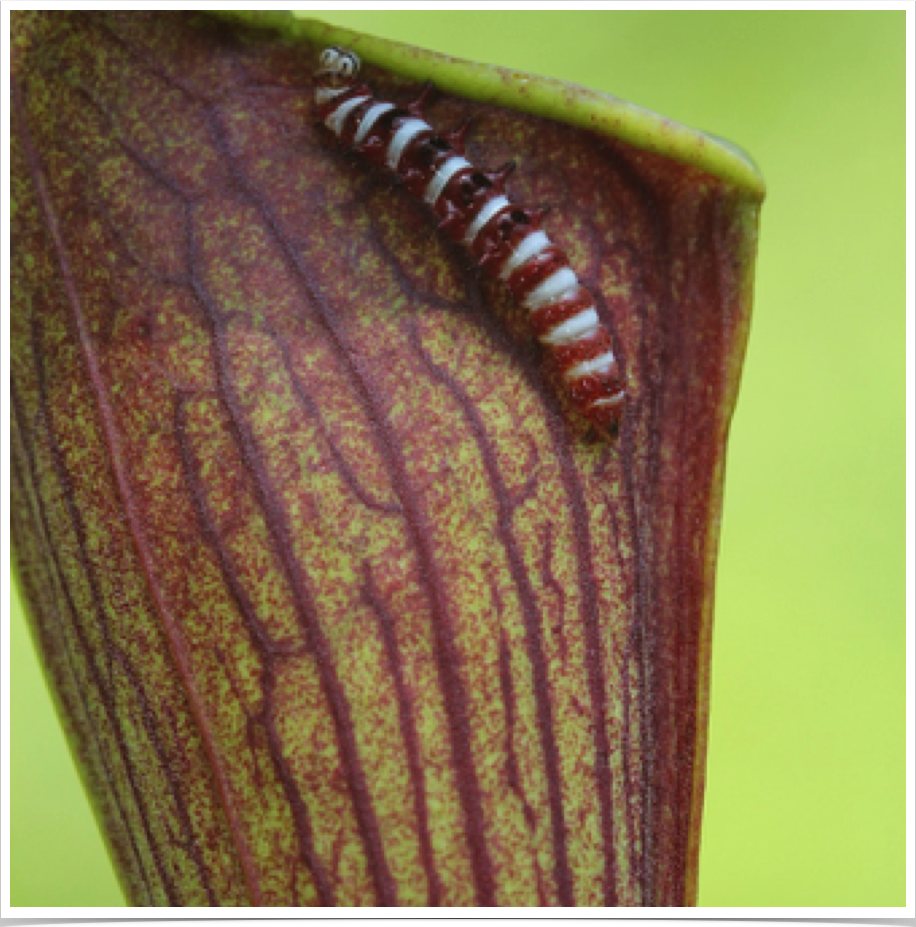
[{"xmin": 211, "ymin": 10, "xmax": 766, "ymax": 200}]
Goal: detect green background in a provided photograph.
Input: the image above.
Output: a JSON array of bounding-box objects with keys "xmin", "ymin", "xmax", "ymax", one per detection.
[{"xmin": 9, "ymin": 10, "xmax": 905, "ymax": 907}]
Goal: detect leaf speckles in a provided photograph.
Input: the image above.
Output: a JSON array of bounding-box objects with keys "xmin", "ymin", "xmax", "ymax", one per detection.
[{"xmin": 11, "ymin": 10, "xmax": 761, "ymax": 907}]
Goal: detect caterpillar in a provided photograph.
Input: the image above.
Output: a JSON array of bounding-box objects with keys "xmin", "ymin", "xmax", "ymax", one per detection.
[{"xmin": 314, "ymin": 46, "xmax": 627, "ymax": 436}]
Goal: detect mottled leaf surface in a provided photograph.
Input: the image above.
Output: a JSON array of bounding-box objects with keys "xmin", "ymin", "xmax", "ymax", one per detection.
[{"xmin": 10, "ymin": 11, "xmax": 762, "ymax": 907}]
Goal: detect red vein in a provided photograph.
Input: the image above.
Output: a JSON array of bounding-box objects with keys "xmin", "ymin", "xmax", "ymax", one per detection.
[
  {"xmin": 538, "ymin": 522, "xmax": 569, "ymax": 664},
  {"xmin": 666, "ymin": 194, "xmax": 726, "ymax": 905},
  {"xmin": 592, "ymin": 145, "xmax": 671, "ymax": 904},
  {"xmin": 497, "ymin": 631, "xmax": 549, "ymax": 907},
  {"xmin": 207, "ymin": 106, "xmax": 497, "ymax": 906},
  {"xmin": 552, "ymin": 421, "xmax": 621, "ymax": 906},
  {"xmin": 361, "ymin": 562, "xmax": 443, "ymax": 906},
  {"xmin": 409, "ymin": 324, "xmax": 575, "ymax": 906},
  {"xmin": 62, "ymin": 45, "xmax": 400, "ymax": 900},
  {"xmin": 10, "ymin": 384, "xmax": 162, "ymax": 906},
  {"xmin": 266, "ymin": 328, "xmax": 402, "ymax": 517},
  {"xmin": 21, "ymin": 328, "xmax": 192, "ymax": 904},
  {"xmin": 176, "ymin": 397, "xmax": 333, "ymax": 905},
  {"xmin": 68, "ymin": 59, "xmax": 397, "ymax": 902},
  {"xmin": 497, "ymin": 631, "xmax": 532, "ymax": 829},
  {"xmin": 600, "ymin": 489, "xmax": 641, "ymax": 897},
  {"xmin": 12, "ymin": 76, "xmax": 260, "ymax": 907},
  {"xmin": 184, "ymin": 258, "xmax": 398, "ymax": 906}
]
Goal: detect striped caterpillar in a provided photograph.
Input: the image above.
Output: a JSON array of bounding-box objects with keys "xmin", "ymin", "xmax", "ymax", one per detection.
[{"xmin": 314, "ymin": 46, "xmax": 627, "ymax": 436}]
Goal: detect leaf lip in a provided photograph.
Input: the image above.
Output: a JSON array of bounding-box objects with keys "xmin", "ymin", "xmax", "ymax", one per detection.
[{"xmin": 212, "ymin": 10, "xmax": 766, "ymax": 199}]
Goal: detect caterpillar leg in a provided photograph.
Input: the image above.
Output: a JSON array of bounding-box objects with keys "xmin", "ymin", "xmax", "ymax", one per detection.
[
  {"xmin": 443, "ymin": 115, "xmax": 473, "ymax": 154},
  {"xmin": 482, "ymin": 161, "xmax": 517, "ymax": 191},
  {"xmin": 407, "ymin": 81, "xmax": 437, "ymax": 118},
  {"xmin": 313, "ymin": 46, "xmax": 627, "ymax": 439}
]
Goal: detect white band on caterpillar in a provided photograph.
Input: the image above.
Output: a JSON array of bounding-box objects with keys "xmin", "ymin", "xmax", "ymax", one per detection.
[
  {"xmin": 325, "ymin": 94, "xmax": 370, "ymax": 135},
  {"xmin": 523, "ymin": 267, "xmax": 579, "ymax": 311},
  {"xmin": 565, "ymin": 351, "xmax": 617, "ymax": 380},
  {"xmin": 500, "ymin": 230, "xmax": 551, "ymax": 281},
  {"xmin": 386, "ymin": 118, "xmax": 432, "ymax": 170},
  {"xmin": 464, "ymin": 196, "xmax": 510, "ymax": 246},
  {"xmin": 316, "ymin": 86, "xmax": 348, "ymax": 106},
  {"xmin": 354, "ymin": 102, "xmax": 396, "ymax": 145},
  {"xmin": 540, "ymin": 308, "xmax": 601, "ymax": 346},
  {"xmin": 590, "ymin": 391, "xmax": 626, "ymax": 407},
  {"xmin": 424, "ymin": 156, "xmax": 472, "ymax": 206}
]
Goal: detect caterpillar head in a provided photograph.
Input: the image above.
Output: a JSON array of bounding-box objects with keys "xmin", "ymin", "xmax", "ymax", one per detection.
[{"xmin": 315, "ymin": 46, "xmax": 361, "ymax": 104}]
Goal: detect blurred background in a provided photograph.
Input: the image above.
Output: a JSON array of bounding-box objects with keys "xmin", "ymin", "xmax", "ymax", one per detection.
[{"xmin": 9, "ymin": 10, "xmax": 905, "ymax": 907}]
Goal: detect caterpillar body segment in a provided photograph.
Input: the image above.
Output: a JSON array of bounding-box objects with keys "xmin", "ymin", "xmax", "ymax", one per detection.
[{"xmin": 315, "ymin": 47, "xmax": 627, "ymax": 435}]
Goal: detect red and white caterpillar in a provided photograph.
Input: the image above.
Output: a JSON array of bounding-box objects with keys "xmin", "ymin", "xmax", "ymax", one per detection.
[{"xmin": 315, "ymin": 46, "xmax": 626, "ymax": 436}]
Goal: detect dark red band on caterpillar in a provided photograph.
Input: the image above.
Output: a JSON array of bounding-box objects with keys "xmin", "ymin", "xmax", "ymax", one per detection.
[{"xmin": 314, "ymin": 47, "xmax": 626, "ymax": 436}]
